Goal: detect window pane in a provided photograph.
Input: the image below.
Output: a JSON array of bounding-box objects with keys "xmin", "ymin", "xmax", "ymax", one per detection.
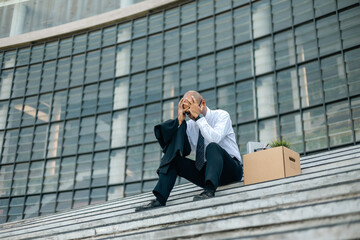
[
  {"xmin": 103, "ymin": 26, "xmax": 116, "ymax": 47},
  {"xmin": 164, "ymin": 28, "xmax": 179, "ymax": 65},
  {"xmin": 303, "ymin": 107, "xmax": 327, "ymax": 152},
  {"xmin": 0, "ymin": 102, "xmax": 7, "ymax": 130},
  {"xmin": 216, "ymin": 13, "xmax": 232, "ymax": 50},
  {"xmin": 198, "ymin": 54, "xmax": 215, "ymax": 90},
  {"xmin": 129, "ymin": 73, "xmax": 145, "ymax": 106},
  {"xmin": 92, "ymin": 152, "xmax": 108, "ymax": 187},
  {"xmin": 55, "ymin": 57, "xmax": 70, "ymax": 90},
  {"xmin": 56, "ymin": 191, "xmax": 72, "ymax": 211},
  {"xmin": 70, "ymin": 54, "xmax": 85, "ymax": 87},
  {"xmin": 145, "ymin": 103, "xmax": 161, "ymax": 142},
  {"xmin": 98, "ymin": 81, "xmax": 113, "ymax": 113},
  {"xmin": 0, "ymin": 198, "xmax": 9, "ymax": 223},
  {"xmin": 344, "ymin": 48, "xmax": 360, "ymax": 96},
  {"xmin": 66, "ymin": 87, "xmax": 82, "ymax": 119},
  {"xmin": 111, "ymin": 110, "xmax": 127, "ymax": 148},
  {"xmin": 298, "ymin": 61, "xmax": 323, "ymax": 107},
  {"xmin": 32, "ymin": 125, "xmax": 47, "ymax": 160},
  {"xmin": 351, "ymin": 97, "xmax": 360, "ymax": 142},
  {"xmin": 75, "ymin": 154, "xmax": 92, "ymax": 189},
  {"xmin": 339, "ymin": 7, "xmax": 360, "ymax": 49},
  {"xmin": 51, "ymin": 90, "xmax": 67, "ymax": 121},
  {"xmin": 44, "ymin": 41, "xmax": 58, "ymax": 61},
  {"xmin": 252, "ymin": 0, "xmax": 271, "ymax": 38},
  {"xmin": 85, "ymin": 50, "xmax": 100, "ymax": 84},
  {"xmin": 254, "ymin": 37, "xmax": 274, "ymax": 75},
  {"xmin": 234, "ymin": 6, "xmax": 251, "ymax": 44},
  {"xmin": 2, "ymin": 129, "xmax": 19, "ymax": 164},
  {"xmin": 30, "ymin": 45, "xmax": 44, "ymax": 64},
  {"xmin": 95, "ymin": 114, "xmax": 111, "ymax": 151},
  {"xmin": 314, "ymin": 0, "xmax": 335, "ymax": 17},
  {"xmin": 73, "ymin": 189, "xmax": 89, "ymax": 208},
  {"xmin": 90, "ymin": 187, "xmax": 106, "ymax": 204},
  {"xmin": 256, "ymin": 75, "xmax": 277, "ymax": 118},
  {"xmin": 12, "ymin": 163, "xmax": 29, "ymax": 196},
  {"xmin": 181, "ymin": 2, "xmax": 196, "ymax": 25},
  {"xmin": 4, "ymin": 50, "xmax": 16, "ymax": 68},
  {"xmin": 317, "ymin": 15, "xmax": 341, "ymax": 56},
  {"xmin": 162, "ymin": 98, "xmax": 177, "ymax": 122},
  {"xmin": 238, "ymin": 122, "xmax": 257, "ymax": 155},
  {"xmin": 117, "ymin": 22, "xmax": 131, "ymax": 43},
  {"xmin": 88, "ymin": 30, "xmax": 101, "ymax": 51},
  {"xmin": 131, "ymin": 38, "xmax": 146, "ymax": 73},
  {"xmin": 41, "ymin": 61, "xmax": 56, "ymax": 92},
  {"xmin": 280, "ymin": 113, "xmax": 304, "ymax": 154},
  {"xmin": 16, "ymin": 127, "xmax": 33, "ymax": 162},
  {"xmin": 236, "ymin": 80, "xmax": 255, "ymax": 122},
  {"xmin": 47, "ymin": 123, "xmax": 64, "ymax": 158},
  {"xmin": 73, "ymin": 34, "xmax": 86, "ymax": 54},
  {"xmin": 62, "ymin": 120, "xmax": 79, "ymax": 156},
  {"xmin": 198, "ymin": 0, "xmax": 213, "ymax": 20},
  {"xmin": 327, "ymin": 101, "xmax": 353, "ymax": 147},
  {"xmin": 8, "ymin": 197, "xmax": 24, "ymax": 221},
  {"xmin": 13, "ymin": 67, "xmax": 27, "ymax": 98},
  {"xmin": 16, "ymin": 48, "xmax": 30, "ymax": 66},
  {"xmin": 37, "ymin": 94, "xmax": 52, "ymax": 125},
  {"xmin": 82, "ymin": 84, "xmax": 97, "ymax": 116},
  {"xmin": 215, "ymin": 0, "xmax": 231, "ymax": 13},
  {"xmin": 198, "ymin": 18, "xmax": 214, "ymax": 55},
  {"xmin": 180, "ymin": 59, "xmax": 196, "ymax": 93},
  {"xmin": 79, "ymin": 117, "xmax": 95, "ymax": 154},
  {"xmin": 272, "ymin": 0, "xmax": 291, "ymax": 31},
  {"xmin": 24, "ymin": 195, "xmax": 40, "ymax": 219},
  {"xmin": 259, "ymin": 118, "xmax": 279, "ymax": 145},
  {"xmin": 128, "ymin": 106, "xmax": 144, "ymax": 145},
  {"xmin": 218, "ymin": 85, "xmax": 236, "ymax": 124},
  {"xmin": 113, "ymin": 77, "xmax": 129, "ymax": 110},
  {"xmin": 109, "ymin": 149, "xmax": 126, "ymax": 184},
  {"xmin": 180, "ymin": 23, "xmax": 196, "ymax": 60},
  {"xmin": 59, "ymin": 157, "xmax": 75, "ymax": 191},
  {"xmin": 165, "ymin": 8, "xmax": 179, "ymax": 29},
  {"xmin": 292, "ymin": 0, "xmax": 313, "ymax": 25},
  {"xmin": 0, "ymin": 70, "xmax": 13, "ymax": 100},
  {"xmin": 27, "ymin": 162, "xmax": 43, "ymax": 194},
  {"xmin": 0, "ymin": 165, "xmax": 13, "ymax": 197},
  {"xmin": 149, "ymin": 12, "xmax": 162, "ymax": 34},
  {"xmin": 126, "ymin": 146, "xmax": 142, "ymax": 182},
  {"xmin": 163, "ymin": 64, "xmax": 179, "ymax": 99},
  {"xmin": 217, "ymin": 49, "xmax": 234, "ymax": 85},
  {"xmin": 100, "ymin": 46, "xmax": 115, "ymax": 81},
  {"xmin": 321, "ymin": 54, "xmax": 347, "ymax": 102},
  {"xmin": 274, "ymin": 30, "xmax": 295, "ymax": 69},
  {"xmin": 147, "ymin": 34, "xmax": 163, "ymax": 68},
  {"xmin": 146, "ymin": 69, "xmax": 162, "ymax": 102},
  {"xmin": 43, "ymin": 159, "xmax": 59, "ymax": 193},
  {"xmin": 22, "ymin": 96, "xmax": 37, "ymax": 126},
  {"xmin": 277, "ymin": 68, "xmax": 299, "ymax": 113},
  {"xmin": 125, "ymin": 182, "xmax": 141, "ymax": 196},
  {"xmin": 58, "ymin": 38, "xmax": 72, "ymax": 58},
  {"xmin": 108, "ymin": 185, "xmax": 124, "ymax": 200},
  {"xmin": 143, "ymin": 143, "xmax": 160, "ymax": 180},
  {"xmin": 133, "ymin": 17, "xmax": 147, "ymax": 39},
  {"xmin": 235, "ymin": 44, "xmax": 253, "ymax": 80}
]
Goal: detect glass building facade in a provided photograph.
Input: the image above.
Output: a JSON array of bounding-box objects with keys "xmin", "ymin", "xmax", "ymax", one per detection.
[{"xmin": 0, "ymin": 0, "xmax": 360, "ymax": 223}]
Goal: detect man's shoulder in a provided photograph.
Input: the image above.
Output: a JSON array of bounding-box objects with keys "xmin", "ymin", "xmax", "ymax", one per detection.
[{"xmin": 211, "ymin": 108, "xmax": 230, "ymax": 118}]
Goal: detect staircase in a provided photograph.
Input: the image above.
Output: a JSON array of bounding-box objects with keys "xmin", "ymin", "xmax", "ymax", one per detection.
[{"xmin": 0, "ymin": 145, "xmax": 359, "ymax": 239}]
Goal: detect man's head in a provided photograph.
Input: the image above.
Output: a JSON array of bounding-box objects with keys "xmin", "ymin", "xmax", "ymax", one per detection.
[{"xmin": 182, "ymin": 90, "xmax": 207, "ymax": 120}]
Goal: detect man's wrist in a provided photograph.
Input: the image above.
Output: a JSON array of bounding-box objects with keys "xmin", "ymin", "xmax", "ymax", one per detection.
[{"xmin": 195, "ymin": 114, "xmax": 204, "ymax": 121}]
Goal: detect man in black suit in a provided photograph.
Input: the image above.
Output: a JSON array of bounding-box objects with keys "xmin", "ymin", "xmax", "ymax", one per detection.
[{"xmin": 135, "ymin": 90, "xmax": 243, "ymax": 212}]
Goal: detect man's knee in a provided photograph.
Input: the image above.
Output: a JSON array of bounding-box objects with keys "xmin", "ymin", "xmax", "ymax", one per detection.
[{"xmin": 205, "ymin": 142, "xmax": 222, "ymax": 158}]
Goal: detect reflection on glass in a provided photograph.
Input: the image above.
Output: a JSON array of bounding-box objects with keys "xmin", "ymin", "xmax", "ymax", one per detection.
[
  {"xmin": 298, "ymin": 61, "xmax": 322, "ymax": 107},
  {"xmin": 351, "ymin": 97, "xmax": 360, "ymax": 142},
  {"xmin": 254, "ymin": 37, "xmax": 274, "ymax": 75},
  {"xmin": 277, "ymin": 68, "xmax": 299, "ymax": 113},
  {"xmin": 111, "ymin": 111, "xmax": 128, "ymax": 148},
  {"xmin": 256, "ymin": 75, "xmax": 277, "ymax": 118},
  {"xmin": 236, "ymin": 80, "xmax": 255, "ymax": 122},
  {"xmin": 280, "ymin": 113, "xmax": 303, "ymax": 153},
  {"xmin": 43, "ymin": 159, "xmax": 59, "ymax": 192},
  {"xmin": 252, "ymin": 0, "xmax": 271, "ymax": 38},
  {"xmin": 114, "ymin": 77, "xmax": 129, "ymax": 110},
  {"xmin": 0, "ymin": 70, "xmax": 12, "ymax": 100},
  {"xmin": 259, "ymin": 118, "xmax": 278, "ymax": 144},
  {"xmin": 303, "ymin": 107, "xmax": 327, "ymax": 151},
  {"xmin": 116, "ymin": 43, "xmax": 130, "ymax": 77},
  {"xmin": 109, "ymin": 149, "xmax": 126, "ymax": 184}
]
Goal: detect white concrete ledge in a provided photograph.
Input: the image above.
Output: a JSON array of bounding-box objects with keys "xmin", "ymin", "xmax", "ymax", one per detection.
[{"xmin": 0, "ymin": 0, "xmax": 181, "ymax": 51}]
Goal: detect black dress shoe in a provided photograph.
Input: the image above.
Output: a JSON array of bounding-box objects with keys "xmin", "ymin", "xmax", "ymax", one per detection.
[
  {"xmin": 135, "ymin": 199, "xmax": 165, "ymax": 212},
  {"xmin": 193, "ymin": 189, "xmax": 215, "ymax": 201}
]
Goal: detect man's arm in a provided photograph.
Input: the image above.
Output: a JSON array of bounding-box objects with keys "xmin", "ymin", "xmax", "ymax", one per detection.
[{"xmin": 197, "ymin": 111, "xmax": 231, "ymax": 144}]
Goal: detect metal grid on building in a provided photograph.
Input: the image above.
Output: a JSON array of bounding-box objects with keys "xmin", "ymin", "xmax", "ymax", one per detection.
[{"xmin": 0, "ymin": 0, "xmax": 359, "ymax": 223}]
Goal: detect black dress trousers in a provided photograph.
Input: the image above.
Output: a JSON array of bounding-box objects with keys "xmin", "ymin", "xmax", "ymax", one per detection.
[{"xmin": 153, "ymin": 142, "xmax": 243, "ymax": 203}]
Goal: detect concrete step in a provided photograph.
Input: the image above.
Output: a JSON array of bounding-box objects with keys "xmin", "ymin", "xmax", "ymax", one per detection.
[{"xmin": 0, "ymin": 145, "xmax": 359, "ymax": 239}]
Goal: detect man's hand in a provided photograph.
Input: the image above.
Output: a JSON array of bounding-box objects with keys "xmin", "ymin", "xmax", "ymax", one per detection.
[
  {"xmin": 178, "ymin": 98, "xmax": 189, "ymax": 126},
  {"xmin": 183, "ymin": 96, "xmax": 202, "ymax": 119}
]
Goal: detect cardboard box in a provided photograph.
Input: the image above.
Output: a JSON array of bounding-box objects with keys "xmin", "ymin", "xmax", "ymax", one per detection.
[{"xmin": 243, "ymin": 146, "xmax": 301, "ymax": 185}]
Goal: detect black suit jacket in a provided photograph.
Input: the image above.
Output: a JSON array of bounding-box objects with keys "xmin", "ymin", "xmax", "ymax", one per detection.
[{"xmin": 154, "ymin": 119, "xmax": 191, "ymax": 174}]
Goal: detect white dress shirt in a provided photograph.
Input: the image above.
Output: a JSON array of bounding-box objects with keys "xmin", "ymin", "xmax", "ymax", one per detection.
[{"xmin": 186, "ymin": 107, "xmax": 242, "ymax": 164}]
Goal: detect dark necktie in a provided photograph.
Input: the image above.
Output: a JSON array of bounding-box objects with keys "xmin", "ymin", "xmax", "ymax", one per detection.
[{"xmin": 195, "ymin": 130, "xmax": 205, "ymax": 171}]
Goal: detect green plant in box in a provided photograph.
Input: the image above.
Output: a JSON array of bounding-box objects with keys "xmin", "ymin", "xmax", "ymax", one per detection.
[{"xmin": 269, "ymin": 139, "xmax": 291, "ymax": 149}]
